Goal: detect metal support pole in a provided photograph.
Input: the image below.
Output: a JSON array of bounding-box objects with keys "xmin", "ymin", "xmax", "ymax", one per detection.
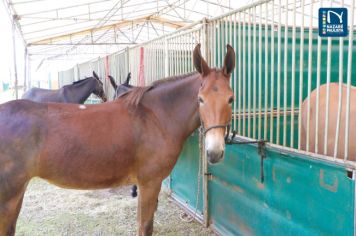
[
  {"xmin": 24, "ymin": 47, "xmax": 28, "ymax": 92},
  {"xmin": 202, "ymin": 17, "xmax": 209, "ymax": 228},
  {"xmin": 12, "ymin": 20, "xmax": 18, "ymax": 99},
  {"xmin": 125, "ymin": 46, "xmax": 130, "ymax": 76},
  {"xmin": 28, "ymin": 54, "xmax": 31, "ymax": 89}
]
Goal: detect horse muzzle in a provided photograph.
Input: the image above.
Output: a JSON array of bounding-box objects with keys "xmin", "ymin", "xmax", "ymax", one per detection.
[
  {"xmin": 207, "ymin": 149, "xmax": 224, "ymax": 164},
  {"xmin": 205, "ymin": 131, "xmax": 225, "ymax": 164}
]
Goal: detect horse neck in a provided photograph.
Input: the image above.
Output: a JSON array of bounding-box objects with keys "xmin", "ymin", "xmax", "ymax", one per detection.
[
  {"xmin": 65, "ymin": 78, "xmax": 97, "ymax": 103},
  {"xmin": 143, "ymin": 74, "xmax": 201, "ymax": 140}
]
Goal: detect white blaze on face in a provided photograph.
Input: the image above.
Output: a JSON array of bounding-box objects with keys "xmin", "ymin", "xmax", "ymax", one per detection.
[
  {"xmin": 79, "ymin": 105, "xmax": 87, "ymax": 110},
  {"xmin": 205, "ymin": 130, "xmax": 225, "ymax": 154}
]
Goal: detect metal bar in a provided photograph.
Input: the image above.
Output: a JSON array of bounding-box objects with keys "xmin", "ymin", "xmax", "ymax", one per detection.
[
  {"xmin": 258, "ymin": 3, "xmax": 262, "ymax": 140},
  {"xmin": 184, "ymin": 35, "xmax": 188, "ymax": 73},
  {"xmin": 269, "ymin": 0, "xmax": 275, "ymax": 143},
  {"xmin": 297, "ymin": 0, "xmax": 305, "ymax": 150},
  {"xmin": 253, "ymin": 6, "xmax": 257, "ymax": 139},
  {"xmin": 306, "ymin": 0, "xmax": 313, "ymax": 152},
  {"xmin": 238, "ymin": 13, "xmax": 242, "ymax": 135},
  {"xmin": 202, "ymin": 18, "xmax": 209, "ymax": 228},
  {"xmin": 165, "ymin": 37, "xmax": 169, "ymax": 77},
  {"xmin": 227, "ymin": 133, "xmax": 356, "ymax": 170},
  {"xmin": 180, "ymin": 35, "xmax": 183, "ymax": 75},
  {"xmin": 247, "ymin": 8, "xmax": 251, "ymax": 138},
  {"xmin": 263, "ymin": 2, "xmax": 268, "ymax": 141},
  {"xmin": 24, "ymin": 47, "xmax": 28, "ymax": 92},
  {"xmin": 290, "ymin": 0, "xmax": 297, "ymax": 148},
  {"xmin": 276, "ymin": 0, "xmax": 282, "ymax": 145},
  {"xmin": 212, "ymin": 20, "xmax": 216, "ymax": 68},
  {"xmin": 218, "ymin": 20, "xmax": 221, "ymax": 68},
  {"xmin": 210, "ymin": 0, "xmax": 272, "ymax": 22},
  {"xmin": 323, "ymin": 36, "xmax": 332, "ymax": 155},
  {"xmin": 19, "ymin": 0, "xmax": 114, "ymax": 17},
  {"xmin": 155, "ymin": 40, "xmax": 158, "ymax": 80},
  {"xmin": 12, "ymin": 21, "xmax": 19, "ymax": 99},
  {"xmin": 229, "ymin": 13, "xmax": 232, "ymax": 49},
  {"xmin": 344, "ymin": 0, "xmax": 355, "ymax": 160},
  {"xmin": 233, "ymin": 13, "xmax": 237, "ymax": 131},
  {"xmin": 315, "ymin": 0, "xmax": 323, "ymax": 154},
  {"xmin": 283, "ymin": 0, "xmax": 288, "ymax": 146},
  {"xmin": 243, "ymin": 11, "xmax": 247, "ymax": 137}
]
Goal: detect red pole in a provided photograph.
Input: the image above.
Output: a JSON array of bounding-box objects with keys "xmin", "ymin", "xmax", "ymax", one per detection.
[{"xmin": 138, "ymin": 47, "xmax": 145, "ymax": 86}]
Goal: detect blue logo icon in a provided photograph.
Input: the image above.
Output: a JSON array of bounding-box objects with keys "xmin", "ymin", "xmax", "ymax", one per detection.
[{"xmin": 319, "ymin": 8, "xmax": 348, "ymax": 37}]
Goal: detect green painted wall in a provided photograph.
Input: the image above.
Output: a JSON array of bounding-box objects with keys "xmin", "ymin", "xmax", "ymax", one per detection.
[{"xmin": 170, "ymin": 134, "xmax": 354, "ymax": 236}]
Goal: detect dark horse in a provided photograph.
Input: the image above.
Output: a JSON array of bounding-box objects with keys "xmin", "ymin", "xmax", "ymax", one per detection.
[
  {"xmin": 22, "ymin": 71, "xmax": 107, "ymax": 103},
  {"xmin": 109, "ymin": 72, "xmax": 133, "ymax": 99},
  {"xmin": 0, "ymin": 44, "xmax": 235, "ymax": 236}
]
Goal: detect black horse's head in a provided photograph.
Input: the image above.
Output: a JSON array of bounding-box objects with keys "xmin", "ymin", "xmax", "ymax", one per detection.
[
  {"xmin": 92, "ymin": 71, "xmax": 107, "ymax": 102},
  {"xmin": 109, "ymin": 73, "xmax": 133, "ymax": 99}
]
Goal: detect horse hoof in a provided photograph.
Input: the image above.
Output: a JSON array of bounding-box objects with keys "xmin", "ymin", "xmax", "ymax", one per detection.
[{"xmin": 131, "ymin": 185, "xmax": 138, "ymax": 198}]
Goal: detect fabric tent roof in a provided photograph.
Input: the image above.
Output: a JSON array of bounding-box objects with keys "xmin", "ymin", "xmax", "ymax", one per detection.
[{"xmin": 6, "ymin": 0, "xmax": 249, "ymax": 64}]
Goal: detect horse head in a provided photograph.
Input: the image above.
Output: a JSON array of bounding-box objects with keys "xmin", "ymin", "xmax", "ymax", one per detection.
[
  {"xmin": 92, "ymin": 71, "xmax": 107, "ymax": 102},
  {"xmin": 193, "ymin": 44, "xmax": 235, "ymax": 164}
]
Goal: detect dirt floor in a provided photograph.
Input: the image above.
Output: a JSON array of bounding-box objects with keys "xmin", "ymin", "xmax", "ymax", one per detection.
[{"xmin": 16, "ymin": 178, "xmax": 216, "ymax": 236}]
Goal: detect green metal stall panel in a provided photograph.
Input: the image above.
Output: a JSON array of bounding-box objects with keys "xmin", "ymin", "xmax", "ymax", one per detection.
[
  {"xmin": 170, "ymin": 136, "xmax": 355, "ymax": 236},
  {"xmin": 209, "ymin": 140, "xmax": 354, "ymax": 236},
  {"xmin": 169, "ymin": 132, "xmax": 204, "ymax": 215}
]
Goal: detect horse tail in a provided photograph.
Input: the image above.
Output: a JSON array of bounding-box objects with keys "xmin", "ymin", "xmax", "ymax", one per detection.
[
  {"xmin": 108, "ymin": 75, "xmax": 118, "ymax": 90},
  {"xmin": 124, "ymin": 72, "xmax": 131, "ymax": 86}
]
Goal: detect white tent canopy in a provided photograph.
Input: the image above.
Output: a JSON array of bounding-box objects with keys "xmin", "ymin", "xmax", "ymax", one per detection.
[{"xmin": 5, "ymin": 0, "xmax": 249, "ymax": 65}]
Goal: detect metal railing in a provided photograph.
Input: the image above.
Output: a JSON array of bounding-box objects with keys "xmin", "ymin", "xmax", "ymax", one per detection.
[{"xmin": 59, "ymin": 0, "xmax": 356, "ymax": 164}]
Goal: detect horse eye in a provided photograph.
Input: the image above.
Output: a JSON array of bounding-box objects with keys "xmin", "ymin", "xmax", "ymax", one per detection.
[
  {"xmin": 198, "ymin": 97, "xmax": 204, "ymax": 105},
  {"xmin": 228, "ymin": 97, "xmax": 234, "ymax": 104}
]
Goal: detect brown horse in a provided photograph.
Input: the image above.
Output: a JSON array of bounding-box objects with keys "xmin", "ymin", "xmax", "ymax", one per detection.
[
  {"xmin": 0, "ymin": 44, "xmax": 235, "ymax": 236},
  {"xmin": 301, "ymin": 83, "xmax": 356, "ymax": 161}
]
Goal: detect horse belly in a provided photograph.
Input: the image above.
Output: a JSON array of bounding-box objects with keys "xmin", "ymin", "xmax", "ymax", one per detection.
[{"xmin": 38, "ymin": 152, "xmax": 136, "ymax": 189}]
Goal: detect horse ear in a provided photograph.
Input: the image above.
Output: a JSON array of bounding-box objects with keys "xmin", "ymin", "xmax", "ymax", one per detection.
[
  {"xmin": 92, "ymin": 71, "xmax": 100, "ymax": 80},
  {"xmin": 108, "ymin": 75, "xmax": 118, "ymax": 90},
  {"xmin": 125, "ymin": 72, "xmax": 131, "ymax": 85},
  {"xmin": 193, "ymin": 44, "xmax": 210, "ymax": 77},
  {"xmin": 222, "ymin": 44, "xmax": 235, "ymax": 77}
]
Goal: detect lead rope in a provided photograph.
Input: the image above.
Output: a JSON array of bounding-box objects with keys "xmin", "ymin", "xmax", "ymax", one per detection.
[{"xmin": 179, "ymin": 126, "xmax": 203, "ymax": 223}]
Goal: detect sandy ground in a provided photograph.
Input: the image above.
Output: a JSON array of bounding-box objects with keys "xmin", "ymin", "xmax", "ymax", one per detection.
[{"xmin": 16, "ymin": 178, "xmax": 216, "ymax": 236}]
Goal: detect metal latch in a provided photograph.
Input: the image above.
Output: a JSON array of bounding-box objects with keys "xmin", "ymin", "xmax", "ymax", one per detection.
[{"xmin": 226, "ymin": 130, "xmax": 267, "ymax": 183}]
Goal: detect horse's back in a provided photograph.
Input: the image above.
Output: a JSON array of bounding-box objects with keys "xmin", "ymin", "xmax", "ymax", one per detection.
[
  {"xmin": 0, "ymin": 99, "xmax": 48, "ymax": 149},
  {"xmin": 301, "ymin": 83, "xmax": 356, "ymax": 160},
  {"xmin": 22, "ymin": 87, "xmax": 61, "ymax": 103}
]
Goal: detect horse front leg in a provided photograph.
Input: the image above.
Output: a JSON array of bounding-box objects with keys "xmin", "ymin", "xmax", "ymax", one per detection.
[
  {"xmin": 137, "ymin": 181, "xmax": 161, "ymax": 236},
  {"xmin": 0, "ymin": 187, "xmax": 26, "ymax": 236}
]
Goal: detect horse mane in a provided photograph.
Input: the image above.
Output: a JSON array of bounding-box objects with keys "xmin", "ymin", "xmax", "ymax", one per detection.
[
  {"xmin": 72, "ymin": 77, "xmax": 91, "ymax": 85},
  {"xmin": 123, "ymin": 71, "xmax": 198, "ymax": 107}
]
